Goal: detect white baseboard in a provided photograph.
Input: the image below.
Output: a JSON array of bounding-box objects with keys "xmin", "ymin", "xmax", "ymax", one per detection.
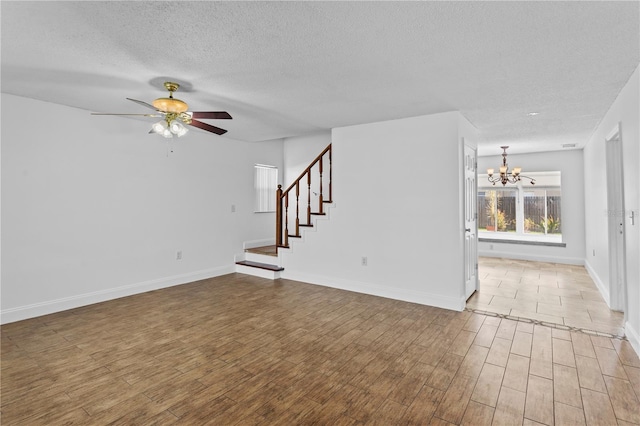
[
  {"xmin": 478, "ymin": 250, "xmax": 584, "ymax": 265},
  {"xmin": 281, "ymin": 270, "xmax": 465, "ymax": 312},
  {"xmin": 584, "ymin": 259, "xmax": 610, "ymax": 307},
  {"xmin": 625, "ymin": 321, "xmax": 640, "ymax": 359},
  {"xmin": 0, "ymin": 265, "xmax": 234, "ymax": 325}
]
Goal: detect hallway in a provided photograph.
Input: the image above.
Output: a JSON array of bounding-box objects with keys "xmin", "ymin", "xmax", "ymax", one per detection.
[{"xmin": 467, "ymin": 258, "xmax": 625, "ymax": 338}]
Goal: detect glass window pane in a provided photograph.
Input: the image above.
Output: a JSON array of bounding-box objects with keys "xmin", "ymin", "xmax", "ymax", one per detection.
[
  {"xmin": 524, "ymin": 189, "xmax": 546, "ymax": 234},
  {"xmin": 478, "ymin": 191, "xmax": 493, "ymax": 231},
  {"xmin": 254, "ymin": 165, "xmax": 278, "ymax": 212},
  {"xmin": 496, "ymin": 190, "xmax": 516, "ymax": 232},
  {"xmin": 546, "ymin": 189, "xmax": 562, "ymax": 234}
]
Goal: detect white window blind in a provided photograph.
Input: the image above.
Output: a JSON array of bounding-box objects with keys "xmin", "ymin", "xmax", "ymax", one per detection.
[{"xmin": 254, "ymin": 164, "xmax": 278, "ymax": 213}]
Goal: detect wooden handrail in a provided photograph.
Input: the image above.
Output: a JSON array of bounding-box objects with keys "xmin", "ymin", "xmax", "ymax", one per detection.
[
  {"xmin": 276, "ymin": 144, "xmax": 332, "ymax": 249},
  {"xmin": 282, "ymin": 144, "xmax": 332, "ymax": 194}
]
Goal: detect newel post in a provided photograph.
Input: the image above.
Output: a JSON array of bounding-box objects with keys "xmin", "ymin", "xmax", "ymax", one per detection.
[{"xmin": 276, "ymin": 184, "xmax": 283, "ymax": 247}]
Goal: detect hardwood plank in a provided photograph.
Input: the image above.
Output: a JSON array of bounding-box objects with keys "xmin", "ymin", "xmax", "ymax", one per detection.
[
  {"xmin": 471, "ymin": 363, "xmax": 505, "ymax": 408},
  {"xmin": 449, "ymin": 330, "xmax": 477, "ymax": 357},
  {"xmin": 571, "ymin": 332, "xmax": 596, "ymax": 358},
  {"xmin": 554, "ymin": 402, "xmax": 586, "ymax": 426},
  {"xmin": 611, "ymin": 339, "xmax": 640, "ymax": 368},
  {"xmin": 624, "ymin": 365, "xmax": 640, "ymax": 399},
  {"xmin": 426, "ymin": 353, "xmax": 464, "ymax": 391},
  {"xmin": 581, "ymin": 388, "xmax": 618, "ymax": 426},
  {"xmin": 433, "ymin": 373, "xmax": 477, "ymax": 424},
  {"xmin": 402, "ymin": 385, "xmax": 445, "ymax": 425},
  {"xmin": 553, "ymin": 364, "xmax": 582, "ymax": 408},
  {"xmin": 495, "ymin": 319, "xmax": 518, "ymax": 341},
  {"xmin": 524, "ymin": 374, "xmax": 554, "ymax": 426},
  {"xmin": 492, "ymin": 387, "xmax": 526, "ymax": 425},
  {"xmin": 593, "ymin": 345, "xmax": 629, "ymax": 379},
  {"xmin": 457, "ymin": 344, "xmax": 490, "ymax": 380},
  {"xmin": 511, "ymin": 331, "xmax": 533, "ymax": 357},
  {"xmin": 461, "ymin": 400, "xmax": 495, "ymax": 425},
  {"xmin": 386, "ymin": 361, "xmax": 435, "ymax": 406},
  {"xmin": 503, "ymin": 353, "xmax": 530, "ymax": 393},
  {"xmin": 474, "ymin": 324, "xmax": 499, "ymax": 348},
  {"xmin": 552, "ymin": 337, "xmax": 576, "ymax": 367},
  {"xmin": 603, "ymin": 375, "xmax": 640, "ymax": 424},
  {"xmin": 575, "ymin": 354, "xmax": 608, "ymax": 393},
  {"xmin": 486, "ymin": 337, "xmax": 512, "ymax": 368},
  {"xmin": 530, "ymin": 325, "xmax": 553, "ymax": 379}
]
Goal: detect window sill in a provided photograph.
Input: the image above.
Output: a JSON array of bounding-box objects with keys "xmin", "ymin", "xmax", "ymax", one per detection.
[{"xmin": 478, "ymin": 232, "xmax": 566, "ymax": 247}]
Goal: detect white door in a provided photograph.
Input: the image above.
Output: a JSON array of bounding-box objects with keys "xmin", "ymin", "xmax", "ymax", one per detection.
[
  {"xmin": 605, "ymin": 124, "xmax": 627, "ymax": 314},
  {"xmin": 464, "ymin": 143, "xmax": 478, "ymax": 300}
]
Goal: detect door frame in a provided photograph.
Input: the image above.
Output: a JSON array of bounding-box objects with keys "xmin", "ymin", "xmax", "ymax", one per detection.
[
  {"xmin": 605, "ymin": 122, "xmax": 627, "ymax": 316},
  {"xmin": 463, "ymin": 141, "xmax": 478, "ymax": 300}
]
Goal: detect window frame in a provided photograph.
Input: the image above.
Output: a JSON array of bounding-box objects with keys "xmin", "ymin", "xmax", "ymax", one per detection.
[
  {"xmin": 477, "ymin": 171, "xmax": 562, "ymax": 243},
  {"xmin": 254, "ymin": 164, "xmax": 278, "ymax": 213}
]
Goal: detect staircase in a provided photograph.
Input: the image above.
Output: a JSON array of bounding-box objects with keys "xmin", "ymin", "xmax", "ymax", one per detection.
[
  {"xmin": 235, "ymin": 144, "xmax": 332, "ymax": 279},
  {"xmin": 235, "ymin": 245, "xmax": 283, "ymax": 279}
]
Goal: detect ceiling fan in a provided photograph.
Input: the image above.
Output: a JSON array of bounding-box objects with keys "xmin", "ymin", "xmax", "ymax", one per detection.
[{"xmin": 92, "ymin": 81, "xmax": 232, "ymax": 137}]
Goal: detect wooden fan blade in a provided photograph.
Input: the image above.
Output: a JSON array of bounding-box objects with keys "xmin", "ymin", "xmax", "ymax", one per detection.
[
  {"xmin": 190, "ymin": 111, "xmax": 232, "ymax": 120},
  {"xmin": 91, "ymin": 113, "xmax": 163, "ymax": 117},
  {"xmin": 188, "ymin": 119, "xmax": 227, "ymax": 135},
  {"xmin": 126, "ymin": 98, "xmax": 160, "ymax": 111}
]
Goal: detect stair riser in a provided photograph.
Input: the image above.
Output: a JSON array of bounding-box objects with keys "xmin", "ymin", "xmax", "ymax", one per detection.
[
  {"xmin": 236, "ymin": 264, "xmax": 281, "ymax": 279},
  {"xmin": 245, "ymin": 252, "xmax": 280, "ymax": 264}
]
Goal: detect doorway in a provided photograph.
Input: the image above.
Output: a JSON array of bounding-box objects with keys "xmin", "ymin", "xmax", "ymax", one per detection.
[
  {"xmin": 464, "ymin": 142, "xmax": 478, "ymax": 300},
  {"xmin": 605, "ymin": 123, "xmax": 627, "ymax": 317}
]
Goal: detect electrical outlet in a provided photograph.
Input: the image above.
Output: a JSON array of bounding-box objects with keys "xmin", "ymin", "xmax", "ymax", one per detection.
[
  {"xmin": 176, "ymin": 250, "xmax": 182, "ymax": 260},
  {"xmin": 593, "ymin": 249, "xmax": 596, "ymax": 256},
  {"xmin": 489, "ymin": 244, "xmax": 494, "ymax": 250},
  {"xmin": 361, "ymin": 256, "xmax": 367, "ymax": 266},
  {"xmin": 231, "ymin": 204, "xmax": 236, "ymax": 213}
]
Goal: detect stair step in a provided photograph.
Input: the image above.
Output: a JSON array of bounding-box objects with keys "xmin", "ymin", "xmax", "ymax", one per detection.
[
  {"xmin": 235, "ymin": 260, "xmax": 284, "ymax": 272},
  {"xmin": 288, "ymin": 234, "xmax": 302, "ymax": 238},
  {"xmin": 310, "ymin": 212, "xmax": 326, "ymax": 216},
  {"xmin": 323, "ymin": 200, "xmax": 333, "ymax": 203},
  {"xmin": 300, "ymin": 224, "xmax": 313, "ymax": 228},
  {"xmin": 244, "ymin": 245, "xmax": 278, "ymax": 256}
]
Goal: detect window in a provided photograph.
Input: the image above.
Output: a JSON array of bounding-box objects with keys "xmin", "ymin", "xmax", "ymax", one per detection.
[
  {"xmin": 478, "ymin": 189, "xmax": 517, "ymax": 232},
  {"xmin": 254, "ymin": 164, "xmax": 278, "ymax": 213},
  {"xmin": 523, "ymin": 189, "xmax": 562, "ymax": 235},
  {"xmin": 478, "ymin": 171, "xmax": 562, "ymax": 241}
]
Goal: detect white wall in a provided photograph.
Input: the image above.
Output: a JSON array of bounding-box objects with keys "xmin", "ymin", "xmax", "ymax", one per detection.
[
  {"xmin": 1, "ymin": 94, "xmax": 283, "ymax": 323},
  {"xmin": 583, "ymin": 66, "xmax": 639, "ymax": 354},
  {"xmin": 477, "ymin": 150, "xmax": 586, "ymax": 264},
  {"xmin": 280, "ymin": 112, "xmax": 477, "ymax": 311},
  {"xmin": 283, "ymin": 132, "xmax": 332, "ymax": 186}
]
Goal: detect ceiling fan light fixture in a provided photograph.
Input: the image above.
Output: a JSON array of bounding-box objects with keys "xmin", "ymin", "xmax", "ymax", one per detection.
[
  {"xmin": 151, "ymin": 81, "xmax": 189, "ymax": 113},
  {"xmin": 151, "ymin": 120, "xmax": 168, "ymax": 134},
  {"xmin": 151, "ymin": 97, "xmax": 189, "ymax": 113},
  {"xmin": 169, "ymin": 120, "xmax": 188, "ymax": 137}
]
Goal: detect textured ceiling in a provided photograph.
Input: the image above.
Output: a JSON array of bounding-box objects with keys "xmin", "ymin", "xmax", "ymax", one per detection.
[{"xmin": 1, "ymin": 1, "xmax": 638, "ymax": 154}]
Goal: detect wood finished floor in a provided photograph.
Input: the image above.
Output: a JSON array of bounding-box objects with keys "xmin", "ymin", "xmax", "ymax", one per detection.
[
  {"xmin": 468, "ymin": 257, "xmax": 626, "ymax": 337},
  {"xmin": 2, "ymin": 272, "xmax": 639, "ymax": 425}
]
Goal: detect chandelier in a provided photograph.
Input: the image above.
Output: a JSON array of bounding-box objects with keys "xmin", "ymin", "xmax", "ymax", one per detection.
[{"xmin": 487, "ymin": 146, "xmax": 535, "ymax": 186}]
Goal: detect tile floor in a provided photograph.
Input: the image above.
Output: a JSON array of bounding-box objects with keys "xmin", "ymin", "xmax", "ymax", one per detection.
[{"xmin": 468, "ymin": 257, "xmax": 626, "ymax": 337}]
